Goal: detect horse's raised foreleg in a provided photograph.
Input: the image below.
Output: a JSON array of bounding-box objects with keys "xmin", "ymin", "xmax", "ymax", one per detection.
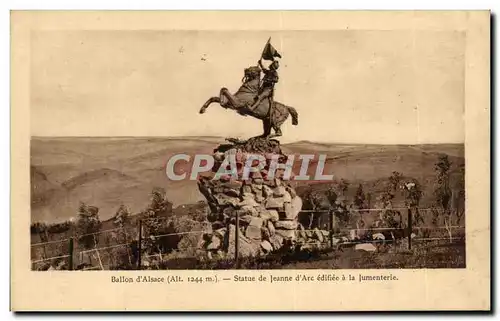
[
  {"xmin": 199, "ymin": 97, "xmax": 221, "ymax": 114},
  {"xmin": 220, "ymin": 88, "xmax": 241, "ymax": 110}
]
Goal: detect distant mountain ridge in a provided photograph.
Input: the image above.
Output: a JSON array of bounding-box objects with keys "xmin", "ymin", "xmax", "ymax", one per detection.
[{"xmin": 30, "ymin": 137, "xmax": 465, "ymax": 224}]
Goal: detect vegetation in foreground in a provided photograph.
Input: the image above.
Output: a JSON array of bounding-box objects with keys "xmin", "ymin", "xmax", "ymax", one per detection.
[{"xmin": 31, "ymin": 154, "xmax": 466, "ymax": 270}]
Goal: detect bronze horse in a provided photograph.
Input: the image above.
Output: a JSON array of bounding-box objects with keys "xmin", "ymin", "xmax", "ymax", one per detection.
[{"xmin": 199, "ymin": 66, "xmax": 298, "ymax": 138}]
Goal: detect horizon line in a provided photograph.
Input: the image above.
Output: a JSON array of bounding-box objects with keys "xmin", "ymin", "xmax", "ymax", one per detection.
[{"xmin": 29, "ymin": 135, "xmax": 465, "ymax": 146}]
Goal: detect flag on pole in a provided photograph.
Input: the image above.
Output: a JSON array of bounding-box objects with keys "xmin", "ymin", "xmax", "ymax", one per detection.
[{"xmin": 261, "ymin": 37, "xmax": 282, "ymax": 60}]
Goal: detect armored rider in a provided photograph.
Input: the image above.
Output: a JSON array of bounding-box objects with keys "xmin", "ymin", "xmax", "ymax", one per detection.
[{"xmin": 247, "ymin": 58, "xmax": 279, "ymax": 113}]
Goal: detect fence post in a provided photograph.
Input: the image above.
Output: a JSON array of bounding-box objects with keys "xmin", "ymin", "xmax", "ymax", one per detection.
[
  {"xmin": 137, "ymin": 220, "xmax": 142, "ymax": 270},
  {"xmin": 68, "ymin": 237, "xmax": 74, "ymax": 270},
  {"xmin": 329, "ymin": 209, "xmax": 334, "ymax": 248},
  {"xmin": 407, "ymin": 207, "xmax": 412, "ymax": 250},
  {"xmin": 235, "ymin": 211, "xmax": 240, "ymax": 269}
]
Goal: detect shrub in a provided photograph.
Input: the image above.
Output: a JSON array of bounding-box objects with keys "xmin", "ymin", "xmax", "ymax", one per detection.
[
  {"xmin": 76, "ymin": 202, "xmax": 101, "ymax": 249},
  {"xmin": 402, "ymin": 180, "xmax": 424, "ymax": 225},
  {"xmin": 141, "ymin": 188, "xmax": 177, "ymax": 255},
  {"xmin": 338, "ymin": 179, "xmax": 350, "ymax": 196},
  {"xmin": 354, "ymin": 184, "xmax": 366, "ymax": 209},
  {"xmin": 433, "ymin": 155, "xmax": 454, "ymax": 240}
]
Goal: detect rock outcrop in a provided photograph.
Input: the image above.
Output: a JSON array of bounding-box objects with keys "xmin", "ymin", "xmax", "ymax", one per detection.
[{"xmin": 197, "ymin": 137, "xmax": 303, "ymax": 258}]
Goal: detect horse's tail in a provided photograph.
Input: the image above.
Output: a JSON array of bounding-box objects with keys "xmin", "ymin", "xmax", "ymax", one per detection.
[{"xmin": 287, "ymin": 106, "xmax": 299, "ymax": 125}]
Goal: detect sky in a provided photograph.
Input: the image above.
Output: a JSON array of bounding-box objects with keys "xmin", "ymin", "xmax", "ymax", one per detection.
[{"xmin": 30, "ymin": 30, "xmax": 465, "ymax": 144}]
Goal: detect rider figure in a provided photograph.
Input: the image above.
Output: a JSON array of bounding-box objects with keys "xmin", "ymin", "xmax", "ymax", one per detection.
[{"xmin": 247, "ymin": 58, "xmax": 279, "ymax": 112}]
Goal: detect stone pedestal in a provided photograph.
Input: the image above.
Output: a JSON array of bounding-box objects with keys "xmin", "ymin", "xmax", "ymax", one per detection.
[{"xmin": 197, "ymin": 137, "xmax": 303, "ymax": 258}]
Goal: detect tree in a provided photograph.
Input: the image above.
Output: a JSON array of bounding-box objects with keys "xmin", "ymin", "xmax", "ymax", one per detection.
[
  {"xmin": 338, "ymin": 179, "xmax": 350, "ymax": 197},
  {"xmin": 403, "ymin": 180, "xmax": 424, "ymax": 225},
  {"xmin": 113, "ymin": 204, "xmax": 131, "ymax": 242},
  {"xmin": 433, "ymin": 155, "xmax": 453, "ymax": 241},
  {"xmin": 376, "ymin": 172, "xmax": 404, "ymax": 228},
  {"xmin": 76, "ymin": 202, "xmax": 101, "ymax": 250},
  {"xmin": 354, "ymin": 184, "xmax": 366, "ymax": 209},
  {"xmin": 366, "ymin": 192, "xmax": 372, "ymax": 209},
  {"xmin": 455, "ymin": 164, "xmax": 466, "ymax": 225},
  {"xmin": 388, "ymin": 171, "xmax": 402, "ymax": 196},
  {"xmin": 141, "ymin": 188, "xmax": 176, "ymax": 256},
  {"xmin": 434, "ymin": 155, "xmax": 452, "ymax": 209}
]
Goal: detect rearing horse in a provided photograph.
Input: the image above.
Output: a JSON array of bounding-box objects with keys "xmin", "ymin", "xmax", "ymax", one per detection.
[{"xmin": 199, "ymin": 66, "xmax": 299, "ymax": 138}]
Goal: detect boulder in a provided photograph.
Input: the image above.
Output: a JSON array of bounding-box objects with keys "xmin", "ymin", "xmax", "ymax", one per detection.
[
  {"xmin": 313, "ymin": 228, "xmax": 324, "ymax": 243},
  {"xmin": 253, "ymin": 177, "xmax": 264, "ymax": 185},
  {"xmin": 222, "ymin": 180, "xmax": 243, "ymax": 189},
  {"xmin": 239, "ymin": 205, "xmax": 258, "ymax": 217},
  {"xmin": 262, "ymin": 185, "xmax": 273, "ymax": 198},
  {"xmin": 227, "ymin": 225, "xmax": 260, "ymax": 258},
  {"xmin": 253, "ymin": 189, "xmax": 265, "ymax": 203},
  {"xmin": 253, "ymin": 205, "xmax": 270, "ymax": 218},
  {"xmin": 249, "ymin": 217, "xmax": 264, "ymax": 228},
  {"xmin": 267, "ymin": 221, "xmax": 276, "ymax": 236},
  {"xmin": 268, "ymin": 210, "xmax": 280, "ymax": 222},
  {"xmin": 355, "ymin": 243, "xmax": 377, "ymax": 252},
  {"xmin": 269, "ymin": 234, "xmax": 284, "ymax": 250},
  {"xmin": 263, "ymin": 178, "xmax": 277, "ymax": 188},
  {"xmin": 283, "ymin": 203, "xmax": 294, "ymax": 220},
  {"xmin": 275, "ymin": 220, "xmax": 298, "ymax": 230},
  {"xmin": 258, "ymin": 209, "xmax": 273, "ymax": 221},
  {"xmin": 331, "ymin": 237, "xmax": 341, "ymax": 245},
  {"xmin": 275, "ymin": 229, "xmax": 296, "ymax": 240},
  {"xmin": 239, "ymin": 215, "xmax": 254, "ymax": 225},
  {"xmin": 251, "ymin": 183, "xmax": 263, "ymax": 191},
  {"xmin": 273, "ymin": 186, "xmax": 286, "ymax": 197},
  {"xmin": 285, "ymin": 196, "xmax": 303, "ymax": 220},
  {"xmin": 214, "ymin": 194, "xmax": 239, "ymax": 207},
  {"xmin": 245, "ymin": 217, "xmax": 264, "ymax": 240},
  {"xmin": 241, "ymin": 184, "xmax": 253, "ymax": 195},
  {"xmin": 245, "ymin": 225, "xmax": 262, "ymax": 241},
  {"xmin": 297, "ymin": 224, "xmax": 307, "ymax": 239},
  {"xmin": 206, "ymin": 235, "xmax": 222, "ymax": 250},
  {"xmin": 240, "ymin": 193, "xmax": 258, "ymax": 205},
  {"xmin": 265, "ymin": 197, "xmax": 285, "ymax": 209},
  {"xmin": 283, "ymin": 191, "xmax": 292, "ymax": 203},
  {"xmin": 349, "ymin": 229, "xmax": 359, "ymax": 240},
  {"xmin": 260, "ymin": 240, "xmax": 273, "ymax": 253},
  {"xmin": 288, "ymin": 187, "xmax": 297, "ymax": 199},
  {"xmin": 213, "ymin": 228, "xmax": 227, "ymax": 239},
  {"xmin": 223, "ymin": 187, "xmax": 240, "ymax": 198},
  {"xmin": 222, "ymin": 207, "xmax": 237, "ymax": 219}
]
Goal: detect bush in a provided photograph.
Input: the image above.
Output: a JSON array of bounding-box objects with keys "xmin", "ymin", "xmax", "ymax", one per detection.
[
  {"xmin": 433, "ymin": 155, "xmax": 454, "ymax": 240},
  {"xmin": 354, "ymin": 184, "xmax": 366, "ymax": 209},
  {"xmin": 76, "ymin": 203, "xmax": 102, "ymax": 249},
  {"xmin": 141, "ymin": 188, "xmax": 177, "ymax": 255}
]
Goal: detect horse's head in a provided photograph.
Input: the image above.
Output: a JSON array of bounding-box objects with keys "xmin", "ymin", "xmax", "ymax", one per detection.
[{"xmin": 243, "ymin": 66, "xmax": 261, "ymax": 82}]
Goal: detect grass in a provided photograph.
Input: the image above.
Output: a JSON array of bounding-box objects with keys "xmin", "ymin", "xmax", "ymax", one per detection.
[
  {"xmin": 282, "ymin": 240, "xmax": 465, "ymax": 270},
  {"xmin": 128, "ymin": 239, "xmax": 464, "ymax": 270}
]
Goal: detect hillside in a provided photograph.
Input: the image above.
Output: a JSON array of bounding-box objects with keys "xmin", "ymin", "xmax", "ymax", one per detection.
[{"xmin": 30, "ymin": 136, "xmax": 464, "ymax": 223}]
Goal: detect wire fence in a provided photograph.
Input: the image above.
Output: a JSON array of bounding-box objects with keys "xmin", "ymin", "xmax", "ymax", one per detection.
[{"xmin": 31, "ymin": 207, "xmax": 465, "ymax": 271}]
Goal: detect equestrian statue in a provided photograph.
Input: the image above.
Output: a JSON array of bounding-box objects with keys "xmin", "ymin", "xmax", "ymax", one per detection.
[{"xmin": 199, "ymin": 38, "xmax": 299, "ymax": 139}]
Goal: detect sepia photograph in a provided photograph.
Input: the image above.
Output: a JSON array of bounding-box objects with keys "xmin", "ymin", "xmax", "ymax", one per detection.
[
  {"xmin": 11, "ymin": 10, "xmax": 490, "ymax": 311},
  {"xmin": 30, "ymin": 29, "xmax": 467, "ymax": 271}
]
